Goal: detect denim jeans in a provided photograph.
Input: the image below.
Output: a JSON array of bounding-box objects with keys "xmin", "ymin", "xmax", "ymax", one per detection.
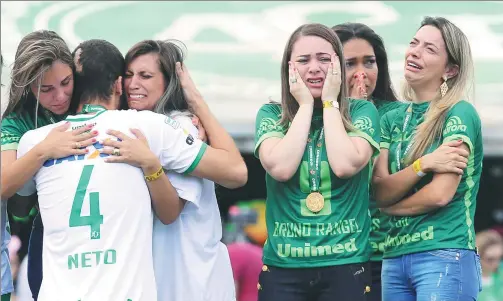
[
  {"xmin": 258, "ymin": 262, "xmax": 371, "ymax": 301},
  {"xmin": 382, "ymin": 249, "xmax": 482, "ymax": 301}
]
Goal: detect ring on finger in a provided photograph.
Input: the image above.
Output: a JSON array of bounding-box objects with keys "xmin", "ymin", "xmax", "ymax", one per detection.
[
  {"xmin": 332, "ymin": 71, "xmax": 338, "ymax": 75},
  {"xmin": 112, "ymin": 148, "xmax": 120, "ymax": 156},
  {"xmin": 74, "ymin": 142, "xmax": 82, "ymax": 149},
  {"xmin": 290, "ymin": 78, "xmax": 297, "ymax": 83}
]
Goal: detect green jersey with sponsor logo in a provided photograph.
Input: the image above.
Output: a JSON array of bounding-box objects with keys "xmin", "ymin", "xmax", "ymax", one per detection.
[
  {"xmin": 368, "ymin": 99, "xmax": 407, "ymax": 261},
  {"xmin": 254, "ymin": 99, "xmax": 380, "ymax": 268},
  {"xmin": 1, "ymin": 110, "xmax": 65, "ymax": 152},
  {"xmin": 380, "ymin": 100, "xmax": 483, "ymax": 258}
]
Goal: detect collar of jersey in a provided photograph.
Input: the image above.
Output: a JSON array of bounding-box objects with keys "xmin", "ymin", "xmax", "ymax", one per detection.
[{"xmin": 65, "ymin": 109, "xmax": 107, "ymax": 122}]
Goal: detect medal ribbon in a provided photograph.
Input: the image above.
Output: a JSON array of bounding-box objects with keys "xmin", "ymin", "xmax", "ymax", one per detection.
[
  {"xmin": 42, "ymin": 108, "xmax": 56, "ymax": 124},
  {"xmin": 79, "ymin": 104, "xmax": 107, "ymax": 114},
  {"xmin": 308, "ymin": 127, "xmax": 324, "ymax": 193},
  {"xmin": 396, "ymin": 104, "xmax": 413, "ymax": 171}
]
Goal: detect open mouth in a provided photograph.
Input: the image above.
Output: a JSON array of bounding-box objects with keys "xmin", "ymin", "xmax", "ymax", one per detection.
[
  {"xmin": 306, "ymin": 78, "xmax": 324, "ymax": 87},
  {"xmin": 406, "ymin": 61, "xmax": 423, "ymax": 70}
]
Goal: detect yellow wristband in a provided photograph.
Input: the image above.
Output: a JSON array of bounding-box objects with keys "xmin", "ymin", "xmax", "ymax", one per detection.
[
  {"xmin": 412, "ymin": 159, "xmax": 426, "ymax": 177},
  {"xmin": 144, "ymin": 166, "xmax": 164, "ymax": 182}
]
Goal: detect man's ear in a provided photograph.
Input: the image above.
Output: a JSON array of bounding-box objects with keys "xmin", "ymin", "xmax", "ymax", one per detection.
[{"xmin": 114, "ymin": 76, "xmax": 123, "ymax": 96}]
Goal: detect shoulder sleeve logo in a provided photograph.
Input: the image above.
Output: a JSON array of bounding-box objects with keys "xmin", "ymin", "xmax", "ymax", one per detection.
[
  {"xmin": 353, "ymin": 116, "xmax": 374, "ymax": 135},
  {"xmin": 443, "ymin": 116, "xmax": 467, "ymax": 135},
  {"xmin": 164, "ymin": 116, "xmax": 180, "ymax": 129},
  {"xmin": 257, "ymin": 117, "xmax": 283, "ymax": 137}
]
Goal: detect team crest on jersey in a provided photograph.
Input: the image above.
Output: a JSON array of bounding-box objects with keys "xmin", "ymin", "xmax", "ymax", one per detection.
[
  {"xmin": 443, "ymin": 116, "xmax": 467, "ymax": 135},
  {"xmin": 353, "ymin": 116, "xmax": 374, "ymax": 135},
  {"xmin": 164, "ymin": 116, "xmax": 181, "ymax": 129},
  {"xmin": 257, "ymin": 117, "xmax": 283, "ymax": 137}
]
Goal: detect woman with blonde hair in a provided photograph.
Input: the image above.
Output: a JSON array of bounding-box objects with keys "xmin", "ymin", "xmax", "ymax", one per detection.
[
  {"xmin": 1, "ymin": 30, "xmax": 99, "ymax": 300},
  {"xmin": 373, "ymin": 16, "xmax": 483, "ymax": 300},
  {"xmin": 333, "ymin": 22, "xmax": 470, "ymax": 301}
]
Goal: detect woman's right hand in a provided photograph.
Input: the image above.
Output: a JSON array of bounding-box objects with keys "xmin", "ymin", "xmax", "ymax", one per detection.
[
  {"xmin": 349, "ymin": 72, "xmax": 368, "ymax": 99},
  {"xmin": 288, "ymin": 61, "xmax": 313, "ymax": 106},
  {"xmin": 421, "ymin": 140, "xmax": 469, "ymax": 175},
  {"xmin": 36, "ymin": 122, "xmax": 98, "ymax": 160}
]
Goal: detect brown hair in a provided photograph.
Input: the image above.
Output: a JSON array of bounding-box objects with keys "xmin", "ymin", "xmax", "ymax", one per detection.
[
  {"xmin": 279, "ymin": 23, "xmax": 353, "ymax": 131},
  {"xmin": 476, "ymin": 229, "xmax": 503, "ymax": 257},
  {"xmin": 125, "ymin": 39, "xmax": 188, "ymax": 116},
  {"xmin": 4, "ymin": 30, "xmax": 72, "ymax": 124}
]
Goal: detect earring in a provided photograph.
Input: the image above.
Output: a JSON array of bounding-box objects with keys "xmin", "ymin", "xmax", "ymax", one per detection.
[{"xmin": 440, "ymin": 75, "xmax": 448, "ymax": 98}]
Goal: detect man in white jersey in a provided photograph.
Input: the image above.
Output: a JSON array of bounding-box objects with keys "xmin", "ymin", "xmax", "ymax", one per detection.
[{"xmin": 16, "ymin": 39, "xmax": 247, "ymax": 301}]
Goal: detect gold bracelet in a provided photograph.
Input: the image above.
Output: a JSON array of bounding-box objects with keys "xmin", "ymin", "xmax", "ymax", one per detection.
[
  {"xmin": 412, "ymin": 159, "xmax": 426, "ymax": 177},
  {"xmin": 144, "ymin": 166, "xmax": 164, "ymax": 182}
]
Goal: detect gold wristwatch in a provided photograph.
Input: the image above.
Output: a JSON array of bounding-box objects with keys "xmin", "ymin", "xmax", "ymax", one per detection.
[{"xmin": 322, "ymin": 100, "xmax": 339, "ymax": 109}]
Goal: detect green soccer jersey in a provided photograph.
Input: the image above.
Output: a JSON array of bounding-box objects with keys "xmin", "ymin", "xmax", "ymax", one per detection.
[
  {"xmin": 368, "ymin": 99, "xmax": 407, "ymax": 261},
  {"xmin": 380, "ymin": 100, "xmax": 483, "ymax": 258},
  {"xmin": 1, "ymin": 110, "xmax": 64, "ymax": 152},
  {"xmin": 254, "ymin": 99, "xmax": 380, "ymax": 268}
]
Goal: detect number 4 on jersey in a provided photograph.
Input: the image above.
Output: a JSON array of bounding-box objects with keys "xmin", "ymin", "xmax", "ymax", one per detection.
[{"xmin": 69, "ymin": 165, "xmax": 103, "ymax": 240}]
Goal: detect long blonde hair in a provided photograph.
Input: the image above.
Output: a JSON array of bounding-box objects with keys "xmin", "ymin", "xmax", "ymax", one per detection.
[
  {"xmin": 3, "ymin": 30, "xmax": 72, "ymax": 126},
  {"xmin": 279, "ymin": 23, "xmax": 353, "ymax": 131},
  {"xmin": 404, "ymin": 17, "xmax": 474, "ymax": 164}
]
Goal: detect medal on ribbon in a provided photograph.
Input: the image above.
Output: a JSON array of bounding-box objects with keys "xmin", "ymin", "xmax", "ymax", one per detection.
[{"xmin": 306, "ymin": 128, "xmax": 325, "ymax": 213}]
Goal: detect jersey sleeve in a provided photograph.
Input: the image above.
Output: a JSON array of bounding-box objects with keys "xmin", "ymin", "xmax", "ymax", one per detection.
[
  {"xmin": 441, "ymin": 101, "xmax": 481, "ymax": 154},
  {"xmin": 348, "ymin": 100, "xmax": 381, "ymax": 157},
  {"xmin": 15, "ymin": 131, "xmax": 38, "ymax": 196},
  {"xmin": 136, "ymin": 110, "xmax": 207, "ymax": 174},
  {"xmin": 165, "ymin": 115, "xmax": 204, "ymax": 207},
  {"xmin": 166, "ymin": 172, "xmax": 203, "ymax": 208},
  {"xmin": 1, "ymin": 115, "xmax": 26, "ymax": 151},
  {"xmin": 254, "ymin": 104, "xmax": 285, "ymax": 158}
]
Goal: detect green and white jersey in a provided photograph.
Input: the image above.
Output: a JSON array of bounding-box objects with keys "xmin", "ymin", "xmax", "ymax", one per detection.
[
  {"xmin": 254, "ymin": 99, "xmax": 380, "ymax": 268},
  {"xmin": 380, "ymin": 100, "xmax": 483, "ymax": 258},
  {"xmin": 1, "ymin": 110, "xmax": 64, "ymax": 151},
  {"xmin": 368, "ymin": 99, "xmax": 407, "ymax": 262},
  {"xmin": 17, "ymin": 109, "xmax": 207, "ymax": 301},
  {"xmin": 1, "ymin": 109, "xmax": 64, "ymax": 295}
]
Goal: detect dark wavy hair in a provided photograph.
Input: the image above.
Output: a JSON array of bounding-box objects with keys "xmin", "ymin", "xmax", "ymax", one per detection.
[{"xmin": 332, "ymin": 23, "xmax": 398, "ymax": 102}]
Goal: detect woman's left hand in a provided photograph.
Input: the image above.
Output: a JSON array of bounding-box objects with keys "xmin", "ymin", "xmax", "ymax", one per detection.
[
  {"xmin": 321, "ymin": 53, "xmax": 342, "ymax": 103},
  {"xmin": 100, "ymin": 128, "xmax": 159, "ymax": 171},
  {"xmin": 176, "ymin": 62, "xmax": 203, "ymax": 105}
]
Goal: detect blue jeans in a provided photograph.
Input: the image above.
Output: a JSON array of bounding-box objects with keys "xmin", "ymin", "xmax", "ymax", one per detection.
[{"xmin": 382, "ymin": 249, "xmax": 482, "ymax": 301}]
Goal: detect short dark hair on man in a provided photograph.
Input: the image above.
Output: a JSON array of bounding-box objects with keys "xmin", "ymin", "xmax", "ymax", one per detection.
[{"xmin": 71, "ymin": 39, "xmax": 125, "ymax": 106}]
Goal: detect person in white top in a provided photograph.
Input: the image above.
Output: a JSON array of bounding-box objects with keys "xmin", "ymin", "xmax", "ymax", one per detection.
[
  {"xmin": 15, "ymin": 39, "xmax": 247, "ymax": 301},
  {"xmin": 100, "ymin": 39, "xmax": 238, "ymax": 301}
]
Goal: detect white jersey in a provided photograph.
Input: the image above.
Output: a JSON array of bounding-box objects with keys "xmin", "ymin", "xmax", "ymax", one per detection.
[
  {"xmin": 153, "ymin": 116, "xmax": 236, "ymax": 301},
  {"xmin": 17, "ymin": 109, "xmax": 207, "ymax": 301}
]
